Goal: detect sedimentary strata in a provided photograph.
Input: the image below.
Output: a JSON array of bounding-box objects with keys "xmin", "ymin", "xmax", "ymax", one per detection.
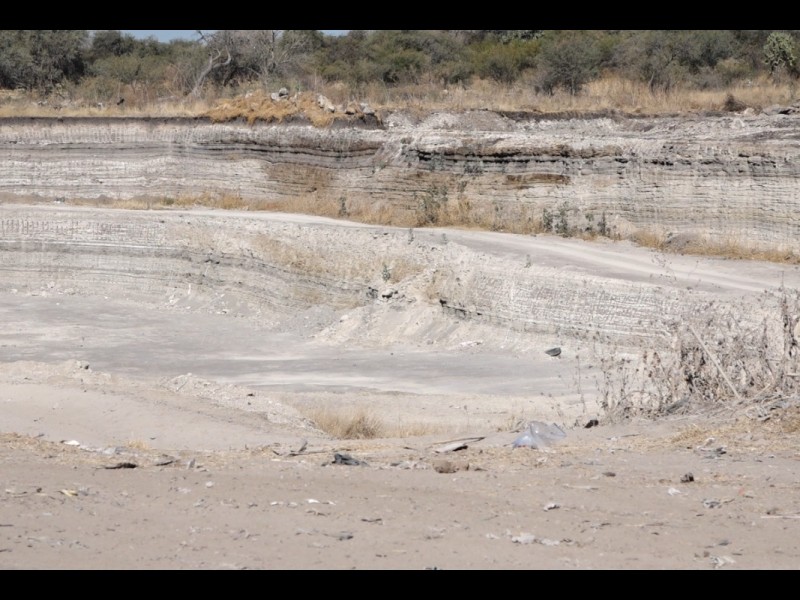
[{"xmin": 1, "ymin": 110, "xmax": 799, "ymax": 251}]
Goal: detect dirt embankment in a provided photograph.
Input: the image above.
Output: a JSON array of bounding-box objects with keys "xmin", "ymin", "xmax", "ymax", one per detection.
[{"xmin": 1, "ymin": 110, "xmax": 800, "ymax": 253}]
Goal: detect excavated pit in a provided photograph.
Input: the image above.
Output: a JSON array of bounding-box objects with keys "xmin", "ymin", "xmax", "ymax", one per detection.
[{"xmin": 3, "ymin": 110, "xmax": 800, "ymax": 440}]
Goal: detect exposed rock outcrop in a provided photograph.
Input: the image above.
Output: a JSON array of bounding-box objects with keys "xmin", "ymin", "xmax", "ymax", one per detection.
[{"xmin": 0, "ymin": 110, "xmax": 799, "ymax": 254}]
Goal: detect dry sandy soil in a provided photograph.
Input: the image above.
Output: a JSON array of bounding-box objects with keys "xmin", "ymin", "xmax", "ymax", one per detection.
[{"xmin": 2, "ymin": 206, "xmax": 800, "ymax": 570}]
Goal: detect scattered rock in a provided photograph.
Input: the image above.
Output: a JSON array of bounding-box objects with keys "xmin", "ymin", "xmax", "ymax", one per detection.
[
  {"xmin": 704, "ymin": 447, "xmax": 727, "ymax": 458},
  {"xmin": 331, "ymin": 452, "xmax": 367, "ymax": 466},
  {"xmin": 391, "ymin": 460, "xmax": 424, "ymax": 469},
  {"xmin": 103, "ymin": 462, "xmax": 137, "ymax": 470},
  {"xmin": 344, "ymin": 101, "xmax": 361, "ymax": 116},
  {"xmin": 268, "ymin": 87, "xmax": 289, "ymax": 102},
  {"xmin": 763, "ymin": 104, "xmax": 798, "ymax": 116},
  {"xmin": 710, "ymin": 555, "xmax": 735, "ymax": 568},
  {"xmin": 317, "ymin": 94, "xmax": 335, "ymax": 113},
  {"xmin": 584, "ymin": 418, "xmax": 599, "ymax": 428},
  {"xmin": 681, "ymin": 472, "xmax": 695, "ymax": 483},
  {"xmin": 545, "ymin": 347, "xmax": 562, "ymax": 357},
  {"xmin": 539, "ymin": 538, "xmax": 561, "ymax": 546},
  {"xmin": 511, "ymin": 532, "xmax": 536, "ymax": 545},
  {"xmin": 432, "ymin": 459, "xmax": 469, "ymax": 473}
]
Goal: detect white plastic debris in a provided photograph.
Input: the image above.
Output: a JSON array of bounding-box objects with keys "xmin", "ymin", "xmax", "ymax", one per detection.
[{"xmin": 512, "ymin": 421, "xmax": 566, "ymax": 449}]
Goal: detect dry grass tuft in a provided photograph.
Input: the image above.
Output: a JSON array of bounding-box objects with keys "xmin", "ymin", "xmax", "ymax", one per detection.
[
  {"xmin": 627, "ymin": 229, "xmax": 800, "ymax": 265},
  {"xmin": 304, "ymin": 407, "xmax": 385, "ymax": 440},
  {"xmin": 301, "ymin": 405, "xmax": 442, "ymax": 440},
  {"xmin": 663, "ymin": 405, "xmax": 800, "ymax": 452},
  {"xmin": 777, "ymin": 408, "xmax": 800, "ymax": 434},
  {"xmin": 1, "ymin": 74, "xmax": 796, "ymax": 121},
  {"xmin": 630, "ymin": 229, "xmax": 669, "ymax": 252},
  {"xmin": 677, "ymin": 237, "xmax": 800, "ymax": 264},
  {"xmin": 125, "ymin": 439, "xmax": 152, "ymax": 451},
  {"xmin": 354, "ymin": 74, "xmax": 796, "ymax": 117},
  {"xmin": 598, "ymin": 285, "xmax": 800, "ymax": 422},
  {"xmin": 203, "ymin": 90, "xmax": 379, "ymax": 128}
]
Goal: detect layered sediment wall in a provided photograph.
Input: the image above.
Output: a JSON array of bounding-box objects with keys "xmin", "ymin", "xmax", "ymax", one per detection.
[
  {"xmin": 2, "ymin": 205, "xmax": 794, "ymax": 350},
  {"xmin": 1, "ymin": 112, "xmax": 799, "ymax": 347},
  {"xmin": 1, "ymin": 110, "xmax": 800, "ymax": 251}
]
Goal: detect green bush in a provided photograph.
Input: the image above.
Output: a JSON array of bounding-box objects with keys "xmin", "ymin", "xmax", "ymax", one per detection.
[
  {"xmin": 535, "ymin": 31, "xmax": 602, "ymax": 95},
  {"xmin": 763, "ymin": 31, "xmax": 797, "ymax": 76}
]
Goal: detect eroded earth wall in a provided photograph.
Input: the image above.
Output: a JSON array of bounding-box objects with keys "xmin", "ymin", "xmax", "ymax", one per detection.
[
  {"xmin": 2, "ymin": 205, "xmax": 793, "ymax": 351},
  {"xmin": 1, "ymin": 111, "xmax": 800, "ymax": 252}
]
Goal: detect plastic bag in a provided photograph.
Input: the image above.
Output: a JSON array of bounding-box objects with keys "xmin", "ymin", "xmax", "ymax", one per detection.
[{"xmin": 512, "ymin": 421, "xmax": 566, "ymax": 449}]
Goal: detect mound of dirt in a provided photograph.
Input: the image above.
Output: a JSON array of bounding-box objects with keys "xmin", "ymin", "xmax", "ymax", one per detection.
[{"xmin": 204, "ymin": 90, "xmax": 382, "ymax": 128}]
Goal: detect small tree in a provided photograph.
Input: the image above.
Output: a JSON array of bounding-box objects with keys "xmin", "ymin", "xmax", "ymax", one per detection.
[
  {"xmin": 763, "ymin": 31, "xmax": 797, "ymax": 76},
  {"xmin": 0, "ymin": 30, "xmax": 88, "ymax": 92},
  {"xmin": 536, "ymin": 30, "xmax": 601, "ymax": 95}
]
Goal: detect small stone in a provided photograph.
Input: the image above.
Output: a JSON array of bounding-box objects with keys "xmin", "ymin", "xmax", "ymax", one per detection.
[
  {"xmin": 432, "ymin": 459, "xmax": 469, "ymax": 474},
  {"xmin": 511, "ymin": 533, "xmax": 536, "ymax": 545}
]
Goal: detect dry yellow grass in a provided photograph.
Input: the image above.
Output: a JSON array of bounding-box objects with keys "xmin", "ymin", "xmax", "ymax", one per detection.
[
  {"xmin": 629, "ymin": 229, "xmax": 800, "ymax": 264},
  {"xmin": 125, "ymin": 439, "xmax": 152, "ymax": 451},
  {"xmin": 202, "ymin": 90, "xmax": 379, "ymax": 127},
  {"xmin": 62, "ymin": 192, "xmax": 800, "ymax": 266},
  {"xmin": 629, "ymin": 229, "xmax": 669, "ymax": 252},
  {"xmin": 1, "ymin": 75, "xmax": 796, "ymax": 120},
  {"xmin": 353, "ymin": 74, "xmax": 797, "ymax": 117},
  {"xmin": 663, "ymin": 406, "xmax": 800, "ymax": 452},
  {"xmin": 205, "ymin": 91, "xmax": 332, "ymax": 126},
  {"xmin": 302, "ymin": 406, "xmax": 440, "ymax": 440},
  {"xmin": 677, "ymin": 237, "xmax": 800, "ymax": 264},
  {"xmin": 0, "ymin": 95, "xmax": 215, "ymax": 119}
]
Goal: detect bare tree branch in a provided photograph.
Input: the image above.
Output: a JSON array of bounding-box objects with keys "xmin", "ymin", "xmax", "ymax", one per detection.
[{"xmin": 190, "ymin": 47, "xmax": 231, "ymax": 97}]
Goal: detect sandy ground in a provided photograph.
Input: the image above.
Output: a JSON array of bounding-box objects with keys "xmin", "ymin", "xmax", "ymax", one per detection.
[{"xmin": 2, "ymin": 209, "xmax": 800, "ymax": 570}]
